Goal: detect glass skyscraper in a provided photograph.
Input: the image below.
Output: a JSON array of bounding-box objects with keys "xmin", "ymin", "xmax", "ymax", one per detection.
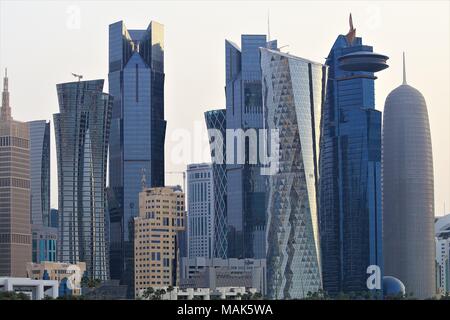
[
  {"xmin": 225, "ymin": 35, "xmax": 276, "ymax": 259},
  {"xmin": 107, "ymin": 21, "xmax": 166, "ymax": 289},
  {"xmin": 261, "ymin": 48, "xmax": 326, "ymax": 299},
  {"xmin": 204, "ymin": 109, "xmax": 227, "ymax": 258},
  {"xmin": 54, "ymin": 79, "xmax": 112, "ymax": 280},
  {"xmin": 28, "ymin": 120, "xmax": 50, "ymax": 227},
  {"xmin": 318, "ymin": 16, "xmax": 388, "ymax": 295}
]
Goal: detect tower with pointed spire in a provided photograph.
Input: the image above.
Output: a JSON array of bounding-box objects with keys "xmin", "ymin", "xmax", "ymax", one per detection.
[
  {"xmin": 318, "ymin": 14, "xmax": 388, "ymax": 296},
  {"xmin": 1, "ymin": 69, "xmax": 12, "ymax": 121},
  {"xmin": 0, "ymin": 69, "xmax": 31, "ymax": 277},
  {"xmin": 382, "ymin": 53, "xmax": 436, "ymax": 299}
]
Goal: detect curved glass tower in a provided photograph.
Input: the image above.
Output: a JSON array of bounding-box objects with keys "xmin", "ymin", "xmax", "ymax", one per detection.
[
  {"xmin": 205, "ymin": 109, "xmax": 227, "ymax": 258},
  {"xmin": 382, "ymin": 54, "xmax": 435, "ymax": 299},
  {"xmin": 261, "ymin": 48, "xmax": 326, "ymax": 299},
  {"xmin": 318, "ymin": 15, "xmax": 387, "ymax": 295},
  {"xmin": 54, "ymin": 79, "xmax": 112, "ymax": 280}
]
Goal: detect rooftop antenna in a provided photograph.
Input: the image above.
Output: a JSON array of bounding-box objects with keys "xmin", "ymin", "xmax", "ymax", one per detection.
[
  {"xmin": 71, "ymin": 73, "xmax": 83, "ymax": 82},
  {"xmin": 402, "ymin": 52, "xmax": 407, "ymax": 85}
]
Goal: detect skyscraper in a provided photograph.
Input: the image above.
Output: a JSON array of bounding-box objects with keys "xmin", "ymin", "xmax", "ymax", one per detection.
[
  {"xmin": 204, "ymin": 109, "xmax": 227, "ymax": 258},
  {"xmin": 134, "ymin": 186, "xmax": 185, "ymax": 297},
  {"xmin": 382, "ymin": 54, "xmax": 435, "ymax": 299},
  {"xmin": 187, "ymin": 163, "xmax": 214, "ymax": 259},
  {"xmin": 318, "ymin": 15, "xmax": 388, "ymax": 295},
  {"xmin": 108, "ymin": 21, "xmax": 166, "ymax": 289},
  {"xmin": 225, "ymin": 35, "xmax": 276, "ymax": 259},
  {"xmin": 54, "ymin": 79, "xmax": 112, "ymax": 280},
  {"xmin": 0, "ymin": 69, "xmax": 31, "ymax": 277},
  {"xmin": 261, "ymin": 48, "xmax": 326, "ymax": 299},
  {"xmin": 28, "ymin": 120, "xmax": 50, "ymax": 227}
]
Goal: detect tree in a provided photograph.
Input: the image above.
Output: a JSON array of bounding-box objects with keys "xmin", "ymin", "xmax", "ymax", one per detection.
[{"xmin": 0, "ymin": 291, "xmax": 30, "ymax": 300}]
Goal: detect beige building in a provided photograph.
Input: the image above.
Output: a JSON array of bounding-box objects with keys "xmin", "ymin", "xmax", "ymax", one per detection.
[
  {"xmin": 134, "ymin": 186, "xmax": 185, "ymax": 297},
  {"xmin": 0, "ymin": 69, "xmax": 31, "ymax": 277},
  {"xmin": 26, "ymin": 261, "xmax": 86, "ymax": 296}
]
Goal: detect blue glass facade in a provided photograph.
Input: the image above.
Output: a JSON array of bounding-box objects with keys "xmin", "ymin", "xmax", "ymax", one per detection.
[
  {"xmin": 28, "ymin": 120, "xmax": 50, "ymax": 227},
  {"xmin": 225, "ymin": 35, "xmax": 276, "ymax": 259},
  {"xmin": 54, "ymin": 79, "xmax": 112, "ymax": 280},
  {"xmin": 204, "ymin": 109, "xmax": 227, "ymax": 258},
  {"xmin": 108, "ymin": 21, "xmax": 166, "ymax": 291},
  {"xmin": 318, "ymin": 25, "xmax": 386, "ymax": 295},
  {"xmin": 32, "ymin": 225, "xmax": 57, "ymax": 263}
]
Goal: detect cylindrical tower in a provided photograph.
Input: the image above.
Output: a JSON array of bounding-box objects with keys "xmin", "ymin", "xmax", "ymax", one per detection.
[{"xmin": 382, "ymin": 54, "xmax": 435, "ymax": 299}]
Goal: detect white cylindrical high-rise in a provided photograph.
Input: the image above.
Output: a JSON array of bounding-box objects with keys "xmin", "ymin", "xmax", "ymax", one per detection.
[{"xmin": 382, "ymin": 53, "xmax": 435, "ymax": 299}]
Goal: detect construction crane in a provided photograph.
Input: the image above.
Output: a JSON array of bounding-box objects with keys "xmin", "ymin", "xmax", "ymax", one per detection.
[
  {"xmin": 71, "ymin": 73, "xmax": 83, "ymax": 81},
  {"xmin": 165, "ymin": 171, "xmax": 186, "ymax": 193}
]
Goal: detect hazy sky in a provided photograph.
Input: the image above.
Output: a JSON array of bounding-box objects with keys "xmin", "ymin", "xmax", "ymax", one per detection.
[{"xmin": 0, "ymin": 0, "xmax": 448, "ymax": 215}]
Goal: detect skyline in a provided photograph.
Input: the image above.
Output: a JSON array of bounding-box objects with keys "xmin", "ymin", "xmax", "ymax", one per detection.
[{"xmin": 0, "ymin": 0, "xmax": 448, "ymax": 215}]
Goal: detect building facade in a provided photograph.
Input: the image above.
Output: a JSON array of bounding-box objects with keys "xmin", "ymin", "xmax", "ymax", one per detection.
[
  {"xmin": 318, "ymin": 16, "xmax": 387, "ymax": 295},
  {"xmin": 54, "ymin": 79, "xmax": 112, "ymax": 280},
  {"xmin": 28, "ymin": 120, "xmax": 50, "ymax": 227},
  {"xmin": 204, "ymin": 109, "xmax": 228, "ymax": 259},
  {"xmin": 49, "ymin": 209, "xmax": 58, "ymax": 229},
  {"xmin": 134, "ymin": 186, "xmax": 185, "ymax": 297},
  {"xmin": 225, "ymin": 35, "xmax": 277, "ymax": 259},
  {"xmin": 383, "ymin": 56, "xmax": 436, "ymax": 299},
  {"xmin": 187, "ymin": 163, "xmax": 214, "ymax": 259},
  {"xmin": 179, "ymin": 257, "xmax": 266, "ymax": 295},
  {"xmin": 0, "ymin": 69, "xmax": 31, "ymax": 277},
  {"xmin": 26, "ymin": 261, "xmax": 86, "ymax": 296},
  {"xmin": 108, "ymin": 21, "xmax": 166, "ymax": 290},
  {"xmin": 261, "ymin": 48, "xmax": 325, "ymax": 299},
  {"xmin": 31, "ymin": 225, "xmax": 57, "ymax": 263}
]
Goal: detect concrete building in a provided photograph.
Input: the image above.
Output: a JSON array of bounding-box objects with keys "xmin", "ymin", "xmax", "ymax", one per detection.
[
  {"xmin": 26, "ymin": 261, "xmax": 86, "ymax": 296},
  {"xmin": 383, "ymin": 54, "xmax": 435, "ymax": 299},
  {"xmin": 0, "ymin": 277, "xmax": 58, "ymax": 300},
  {"xmin": 138, "ymin": 286, "xmax": 256, "ymax": 300},
  {"xmin": 179, "ymin": 257, "xmax": 266, "ymax": 295},
  {"xmin": 187, "ymin": 163, "xmax": 214, "ymax": 258},
  {"xmin": 0, "ymin": 69, "xmax": 31, "ymax": 277},
  {"xmin": 134, "ymin": 186, "xmax": 185, "ymax": 297},
  {"xmin": 435, "ymin": 214, "xmax": 450, "ymax": 295}
]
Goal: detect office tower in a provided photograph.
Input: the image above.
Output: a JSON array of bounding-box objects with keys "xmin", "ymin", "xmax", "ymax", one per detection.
[
  {"xmin": 383, "ymin": 55, "xmax": 435, "ymax": 299},
  {"xmin": 435, "ymin": 214, "xmax": 450, "ymax": 295},
  {"xmin": 108, "ymin": 21, "xmax": 166, "ymax": 288},
  {"xmin": 204, "ymin": 109, "xmax": 227, "ymax": 258},
  {"xmin": 31, "ymin": 225, "xmax": 57, "ymax": 263},
  {"xmin": 186, "ymin": 163, "xmax": 214, "ymax": 259},
  {"xmin": 0, "ymin": 69, "xmax": 31, "ymax": 277},
  {"xmin": 225, "ymin": 35, "xmax": 277, "ymax": 259},
  {"xmin": 260, "ymin": 48, "xmax": 326, "ymax": 299},
  {"xmin": 28, "ymin": 120, "xmax": 50, "ymax": 227},
  {"xmin": 54, "ymin": 79, "xmax": 112, "ymax": 280},
  {"xmin": 134, "ymin": 186, "xmax": 185, "ymax": 297},
  {"xmin": 49, "ymin": 209, "xmax": 58, "ymax": 229},
  {"xmin": 318, "ymin": 15, "xmax": 388, "ymax": 295}
]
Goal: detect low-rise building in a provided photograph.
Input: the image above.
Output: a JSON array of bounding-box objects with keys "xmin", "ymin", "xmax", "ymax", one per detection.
[
  {"xmin": 26, "ymin": 261, "xmax": 86, "ymax": 296},
  {"xmin": 0, "ymin": 277, "xmax": 58, "ymax": 300},
  {"xmin": 138, "ymin": 285, "xmax": 257, "ymax": 300},
  {"xmin": 179, "ymin": 257, "xmax": 266, "ymax": 295}
]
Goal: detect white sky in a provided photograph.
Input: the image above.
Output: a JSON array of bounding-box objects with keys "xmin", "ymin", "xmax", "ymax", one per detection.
[{"xmin": 0, "ymin": 0, "xmax": 448, "ymax": 215}]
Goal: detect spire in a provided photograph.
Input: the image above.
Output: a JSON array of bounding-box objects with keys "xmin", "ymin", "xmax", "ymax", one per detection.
[
  {"xmin": 1, "ymin": 68, "xmax": 11, "ymax": 121},
  {"xmin": 346, "ymin": 13, "xmax": 356, "ymax": 46},
  {"xmin": 402, "ymin": 52, "xmax": 407, "ymax": 85},
  {"xmin": 267, "ymin": 10, "xmax": 271, "ymax": 43}
]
